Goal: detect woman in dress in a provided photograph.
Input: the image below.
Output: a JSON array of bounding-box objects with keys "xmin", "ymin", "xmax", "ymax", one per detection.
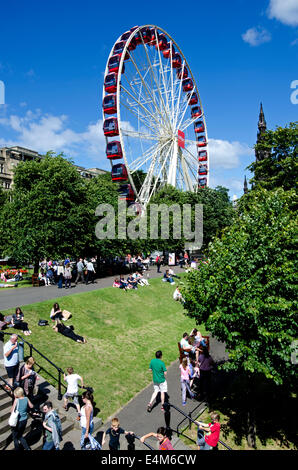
[
  {"xmin": 16, "ymin": 357, "xmax": 39, "ymax": 400},
  {"xmin": 11, "ymin": 387, "xmax": 34, "ymax": 450}
]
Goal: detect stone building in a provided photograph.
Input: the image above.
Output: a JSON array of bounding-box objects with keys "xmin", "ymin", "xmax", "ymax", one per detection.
[{"xmin": 0, "ymin": 146, "xmax": 107, "ymax": 190}]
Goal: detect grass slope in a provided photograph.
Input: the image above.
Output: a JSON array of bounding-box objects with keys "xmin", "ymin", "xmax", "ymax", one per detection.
[{"xmin": 4, "ymin": 278, "xmax": 202, "ymax": 422}]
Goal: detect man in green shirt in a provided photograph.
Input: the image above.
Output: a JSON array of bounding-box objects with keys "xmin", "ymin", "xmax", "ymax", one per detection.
[{"xmin": 147, "ymin": 350, "xmax": 167, "ymax": 412}]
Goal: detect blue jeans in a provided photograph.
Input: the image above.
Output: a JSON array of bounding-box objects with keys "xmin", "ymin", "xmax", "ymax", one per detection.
[
  {"xmin": 197, "ymin": 430, "xmax": 212, "ymax": 450},
  {"xmin": 43, "ymin": 440, "xmax": 56, "ymax": 450},
  {"xmin": 181, "ymin": 379, "xmax": 194, "ymax": 403},
  {"xmin": 80, "ymin": 423, "xmax": 94, "ymax": 448}
]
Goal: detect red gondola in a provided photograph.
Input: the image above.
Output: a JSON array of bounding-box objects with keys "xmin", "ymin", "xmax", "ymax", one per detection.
[
  {"xmin": 198, "ymin": 150, "xmax": 208, "ymax": 161},
  {"xmin": 198, "ymin": 177, "xmax": 207, "ymax": 187},
  {"xmin": 121, "ymin": 31, "xmax": 136, "ymax": 50},
  {"xmin": 188, "ymin": 92, "xmax": 198, "ymax": 105},
  {"xmin": 111, "ymin": 163, "xmax": 128, "ymax": 181},
  {"xmin": 108, "ymin": 55, "xmax": 125, "ymax": 74},
  {"xmin": 191, "ymin": 106, "xmax": 202, "ymax": 118},
  {"xmin": 103, "ymin": 117, "xmax": 119, "ymax": 137},
  {"xmin": 163, "ymin": 42, "xmax": 175, "ymax": 59},
  {"xmin": 198, "ymin": 164, "xmax": 208, "ymax": 175},
  {"xmin": 182, "ymin": 78, "xmax": 193, "ymax": 92},
  {"xmin": 104, "ymin": 73, "xmax": 118, "ymax": 93},
  {"xmin": 131, "ymin": 26, "xmax": 142, "ymax": 44},
  {"xmin": 118, "ymin": 184, "xmax": 135, "ymax": 201},
  {"xmin": 155, "ymin": 33, "xmax": 168, "ymax": 51},
  {"xmin": 113, "ymin": 41, "xmax": 129, "ymax": 60},
  {"xmin": 177, "ymin": 67, "xmax": 188, "ymax": 79},
  {"xmin": 149, "ymin": 28, "xmax": 158, "ymax": 45},
  {"xmin": 194, "ymin": 121, "xmax": 205, "ymax": 133},
  {"xmin": 106, "ymin": 141, "xmax": 122, "ymax": 159},
  {"xmin": 140, "ymin": 27, "xmax": 151, "ymax": 43},
  {"xmin": 103, "ymin": 94, "xmax": 117, "ymax": 115},
  {"xmin": 172, "ymin": 53, "xmax": 182, "ymax": 68},
  {"xmin": 196, "ymin": 136, "xmax": 207, "ymax": 147}
]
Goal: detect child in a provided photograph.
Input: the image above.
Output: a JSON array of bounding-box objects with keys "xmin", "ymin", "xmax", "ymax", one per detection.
[
  {"xmin": 63, "ymin": 367, "xmax": 84, "ymax": 420},
  {"xmin": 179, "ymin": 357, "xmax": 194, "ymax": 405},
  {"xmin": 102, "ymin": 417, "xmax": 132, "ymax": 450},
  {"xmin": 140, "ymin": 427, "xmax": 174, "ymax": 450},
  {"xmin": 195, "ymin": 412, "xmax": 221, "ymax": 450}
]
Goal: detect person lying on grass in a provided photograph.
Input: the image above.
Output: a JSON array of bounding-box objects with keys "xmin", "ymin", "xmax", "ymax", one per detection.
[{"xmin": 53, "ymin": 320, "xmax": 87, "ymax": 343}]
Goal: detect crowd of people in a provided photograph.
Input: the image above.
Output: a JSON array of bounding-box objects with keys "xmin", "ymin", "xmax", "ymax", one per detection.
[{"xmin": 1, "ymin": 250, "xmax": 220, "ymax": 452}]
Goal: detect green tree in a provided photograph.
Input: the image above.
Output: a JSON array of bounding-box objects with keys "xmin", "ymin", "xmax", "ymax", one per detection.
[
  {"xmin": 0, "ymin": 153, "xmax": 92, "ymax": 270},
  {"xmin": 182, "ymin": 188, "xmax": 297, "ymax": 386},
  {"xmin": 249, "ymin": 122, "xmax": 298, "ymax": 191}
]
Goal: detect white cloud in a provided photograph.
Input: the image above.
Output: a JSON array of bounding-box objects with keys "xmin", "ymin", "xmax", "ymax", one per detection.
[
  {"xmin": 242, "ymin": 27, "xmax": 272, "ymax": 46},
  {"xmin": 0, "ymin": 109, "xmax": 107, "ymax": 164},
  {"xmin": 208, "ymin": 139, "xmax": 253, "ymax": 169},
  {"xmin": 268, "ymin": 0, "xmax": 298, "ymax": 27}
]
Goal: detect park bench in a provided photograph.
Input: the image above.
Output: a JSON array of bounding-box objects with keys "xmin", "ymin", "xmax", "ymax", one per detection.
[{"xmin": 32, "ymin": 273, "xmax": 40, "ymax": 287}]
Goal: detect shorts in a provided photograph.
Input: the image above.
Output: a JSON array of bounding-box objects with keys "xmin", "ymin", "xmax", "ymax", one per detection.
[
  {"xmin": 63, "ymin": 392, "xmax": 79, "ymax": 405},
  {"xmin": 153, "ymin": 380, "xmax": 168, "ymax": 393},
  {"xmin": 6, "ymin": 364, "xmax": 19, "ymax": 379}
]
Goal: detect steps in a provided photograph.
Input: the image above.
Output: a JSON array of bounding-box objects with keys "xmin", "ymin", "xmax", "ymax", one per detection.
[{"xmin": 0, "ymin": 364, "xmax": 102, "ymax": 450}]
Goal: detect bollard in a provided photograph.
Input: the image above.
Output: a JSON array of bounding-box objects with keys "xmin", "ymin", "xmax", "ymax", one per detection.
[{"xmin": 18, "ymin": 341, "xmax": 24, "ymax": 362}]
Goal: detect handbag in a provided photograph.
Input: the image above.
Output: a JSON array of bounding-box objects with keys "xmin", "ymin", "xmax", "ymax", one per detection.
[
  {"xmin": 8, "ymin": 399, "xmax": 19, "ymax": 427},
  {"xmin": 38, "ymin": 319, "xmax": 49, "ymax": 326}
]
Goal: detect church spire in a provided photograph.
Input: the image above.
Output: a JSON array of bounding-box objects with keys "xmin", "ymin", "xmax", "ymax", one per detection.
[
  {"xmin": 244, "ymin": 175, "xmax": 248, "ymax": 194},
  {"xmin": 258, "ymin": 102, "xmax": 267, "ymax": 136}
]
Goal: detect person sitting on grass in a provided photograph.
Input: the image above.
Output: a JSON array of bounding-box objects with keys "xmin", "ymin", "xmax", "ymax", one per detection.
[
  {"xmin": 127, "ymin": 274, "xmax": 138, "ymax": 289},
  {"xmin": 133, "ymin": 271, "xmax": 150, "ymax": 286},
  {"xmin": 12, "ymin": 307, "xmax": 31, "ymax": 336},
  {"xmin": 102, "ymin": 417, "xmax": 133, "ymax": 451},
  {"xmin": 162, "ymin": 270, "xmax": 175, "ymax": 285},
  {"xmin": 119, "ymin": 276, "xmax": 129, "ymax": 290},
  {"xmin": 50, "ymin": 303, "xmax": 64, "ymax": 322},
  {"xmin": 113, "ymin": 278, "xmax": 121, "ymax": 288},
  {"xmin": 140, "ymin": 427, "xmax": 174, "ymax": 450},
  {"xmin": 53, "ymin": 320, "xmax": 87, "ymax": 343}
]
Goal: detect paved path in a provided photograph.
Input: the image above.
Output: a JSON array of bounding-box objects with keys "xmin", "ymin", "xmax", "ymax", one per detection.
[
  {"xmin": 0, "ymin": 265, "xmax": 186, "ymax": 311},
  {"xmin": 98, "ymin": 335, "xmax": 228, "ymax": 451}
]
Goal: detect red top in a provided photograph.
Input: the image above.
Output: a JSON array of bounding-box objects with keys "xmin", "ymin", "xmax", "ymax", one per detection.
[
  {"xmin": 159, "ymin": 438, "xmax": 174, "ymax": 450},
  {"xmin": 205, "ymin": 422, "xmax": 220, "ymax": 447}
]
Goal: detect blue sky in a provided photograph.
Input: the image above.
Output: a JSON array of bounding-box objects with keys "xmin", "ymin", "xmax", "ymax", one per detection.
[{"xmin": 0, "ymin": 0, "xmax": 297, "ymax": 198}]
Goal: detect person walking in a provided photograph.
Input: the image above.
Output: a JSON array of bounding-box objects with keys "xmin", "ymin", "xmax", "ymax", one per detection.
[
  {"xmin": 156, "ymin": 256, "xmax": 162, "ymax": 273},
  {"xmin": 42, "ymin": 401, "xmax": 62, "ymax": 450},
  {"xmin": 147, "ymin": 350, "xmax": 167, "ymax": 412},
  {"xmin": 75, "ymin": 258, "xmax": 85, "ymax": 285},
  {"xmin": 198, "ymin": 346, "xmax": 215, "ymax": 398},
  {"xmin": 3, "ymin": 334, "xmax": 19, "ymax": 390},
  {"xmin": 79, "ymin": 390, "xmax": 101, "ymax": 450},
  {"xmin": 179, "ymin": 357, "xmax": 195, "ymax": 405},
  {"xmin": 57, "ymin": 263, "xmax": 64, "ymax": 289},
  {"xmin": 64, "ymin": 263, "xmax": 72, "ymax": 289},
  {"xmin": 85, "ymin": 259, "xmax": 96, "ymax": 285},
  {"xmin": 11, "ymin": 387, "xmax": 34, "ymax": 450},
  {"xmin": 63, "ymin": 367, "xmax": 84, "ymax": 420}
]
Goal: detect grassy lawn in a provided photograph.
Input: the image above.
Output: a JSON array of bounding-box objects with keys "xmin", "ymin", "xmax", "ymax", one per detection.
[{"xmin": 3, "ymin": 277, "xmax": 204, "ymax": 422}]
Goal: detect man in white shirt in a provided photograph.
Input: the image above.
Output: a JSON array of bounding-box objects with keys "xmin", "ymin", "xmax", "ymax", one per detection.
[
  {"xmin": 63, "ymin": 367, "xmax": 84, "ymax": 419},
  {"xmin": 3, "ymin": 334, "xmax": 19, "ymax": 389},
  {"xmin": 85, "ymin": 260, "xmax": 95, "ymax": 285}
]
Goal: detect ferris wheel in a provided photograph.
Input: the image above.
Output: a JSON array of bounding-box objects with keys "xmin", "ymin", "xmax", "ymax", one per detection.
[{"xmin": 102, "ymin": 25, "xmax": 209, "ymax": 209}]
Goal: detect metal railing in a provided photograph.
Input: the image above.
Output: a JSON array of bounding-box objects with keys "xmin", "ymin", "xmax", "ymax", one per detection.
[
  {"xmin": 164, "ymin": 402, "xmax": 232, "ymax": 450},
  {"xmin": 1, "ymin": 331, "xmax": 65, "ymax": 400}
]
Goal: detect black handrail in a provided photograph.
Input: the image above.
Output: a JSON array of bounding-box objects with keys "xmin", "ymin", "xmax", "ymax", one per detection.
[
  {"xmin": 165, "ymin": 402, "xmax": 232, "ymax": 450},
  {"xmin": 1, "ymin": 331, "xmax": 64, "ymax": 399},
  {"xmin": 133, "ymin": 434, "xmax": 155, "ymax": 450},
  {"xmin": 176, "ymin": 400, "xmax": 207, "ymax": 434}
]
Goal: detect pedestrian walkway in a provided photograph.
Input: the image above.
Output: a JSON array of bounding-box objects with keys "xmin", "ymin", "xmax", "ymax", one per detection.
[
  {"xmin": 99, "ymin": 335, "xmax": 228, "ymax": 451},
  {"xmin": 0, "ymin": 266, "xmax": 186, "ymax": 311}
]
